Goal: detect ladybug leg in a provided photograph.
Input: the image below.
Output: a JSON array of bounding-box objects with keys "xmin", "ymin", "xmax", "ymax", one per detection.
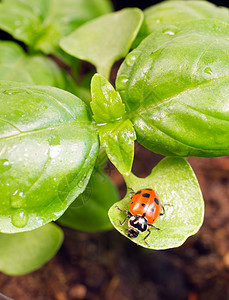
[
  {"xmin": 119, "ymin": 215, "xmax": 130, "ymax": 226},
  {"xmin": 115, "ymin": 206, "xmax": 131, "ymax": 226},
  {"xmin": 160, "ymin": 204, "xmax": 173, "ymax": 215},
  {"xmin": 115, "ymin": 206, "xmax": 129, "ymax": 214},
  {"xmin": 160, "ymin": 205, "xmax": 165, "ymax": 216},
  {"xmin": 148, "ymin": 224, "xmax": 161, "ymax": 231},
  {"xmin": 143, "ymin": 228, "xmax": 151, "ymax": 247}
]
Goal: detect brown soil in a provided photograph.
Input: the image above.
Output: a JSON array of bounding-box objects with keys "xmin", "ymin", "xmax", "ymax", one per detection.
[{"xmin": 0, "ymin": 144, "xmax": 229, "ymax": 300}]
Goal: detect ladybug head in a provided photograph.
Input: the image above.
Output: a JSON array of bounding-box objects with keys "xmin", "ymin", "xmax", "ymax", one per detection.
[
  {"xmin": 127, "ymin": 215, "xmax": 148, "ymax": 238},
  {"xmin": 127, "ymin": 227, "xmax": 139, "ymax": 238}
]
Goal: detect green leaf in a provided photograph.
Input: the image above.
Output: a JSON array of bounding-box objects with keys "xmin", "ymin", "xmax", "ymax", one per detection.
[
  {"xmin": 0, "ymin": 223, "xmax": 63, "ymax": 275},
  {"xmin": 90, "ymin": 74, "xmax": 136, "ymax": 174},
  {"xmin": 98, "ymin": 120, "xmax": 136, "ymax": 175},
  {"xmin": 91, "ymin": 74, "xmax": 126, "ymax": 123},
  {"xmin": 0, "ymin": 0, "xmax": 112, "ymax": 58},
  {"xmin": 60, "ymin": 8, "xmax": 143, "ymax": 78},
  {"xmin": 59, "ymin": 158, "xmax": 119, "ymax": 231},
  {"xmin": 0, "ymin": 41, "xmax": 75, "ymax": 91},
  {"xmin": 138, "ymin": 0, "xmax": 229, "ymax": 44},
  {"xmin": 109, "ymin": 157, "xmax": 204, "ymax": 249},
  {"xmin": 116, "ymin": 19, "xmax": 229, "ymax": 157},
  {"xmin": 0, "ymin": 82, "xmax": 99, "ymax": 233}
]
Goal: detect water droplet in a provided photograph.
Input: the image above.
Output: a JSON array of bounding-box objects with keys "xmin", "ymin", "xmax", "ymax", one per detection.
[
  {"xmin": 11, "ymin": 209, "xmax": 28, "ymax": 228},
  {"xmin": 126, "ymin": 52, "xmax": 138, "ymax": 67},
  {"xmin": 48, "ymin": 133, "xmax": 61, "ymax": 146},
  {"xmin": 163, "ymin": 29, "xmax": 175, "ymax": 36},
  {"xmin": 11, "ymin": 191, "xmax": 26, "ymax": 208},
  {"xmin": 2, "ymin": 89, "xmax": 26, "ymax": 95},
  {"xmin": 78, "ymin": 180, "xmax": 84, "ymax": 188},
  {"xmin": 204, "ymin": 67, "xmax": 213, "ymax": 75},
  {"xmin": 162, "ymin": 25, "xmax": 180, "ymax": 36},
  {"xmin": 0, "ymin": 159, "xmax": 12, "ymax": 173},
  {"xmin": 78, "ymin": 174, "xmax": 87, "ymax": 188},
  {"xmin": 116, "ymin": 75, "xmax": 128, "ymax": 91},
  {"xmin": 14, "ymin": 109, "xmax": 25, "ymax": 117},
  {"xmin": 2, "ymin": 90, "xmax": 12, "ymax": 95}
]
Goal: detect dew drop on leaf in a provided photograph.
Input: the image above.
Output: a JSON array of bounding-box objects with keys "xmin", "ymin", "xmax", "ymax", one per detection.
[
  {"xmin": 11, "ymin": 191, "xmax": 26, "ymax": 208},
  {"xmin": 126, "ymin": 52, "xmax": 138, "ymax": 67},
  {"xmin": 116, "ymin": 75, "xmax": 128, "ymax": 91},
  {"xmin": 0, "ymin": 159, "xmax": 12, "ymax": 173},
  {"xmin": 162, "ymin": 26, "xmax": 180, "ymax": 36},
  {"xmin": 204, "ymin": 67, "xmax": 213, "ymax": 75},
  {"xmin": 11, "ymin": 209, "xmax": 29, "ymax": 228}
]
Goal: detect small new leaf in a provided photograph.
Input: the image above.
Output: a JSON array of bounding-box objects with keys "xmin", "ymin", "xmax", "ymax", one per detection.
[
  {"xmin": 90, "ymin": 74, "xmax": 136, "ymax": 175},
  {"xmin": 98, "ymin": 120, "xmax": 136, "ymax": 175},
  {"xmin": 91, "ymin": 74, "xmax": 126, "ymax": 123}
]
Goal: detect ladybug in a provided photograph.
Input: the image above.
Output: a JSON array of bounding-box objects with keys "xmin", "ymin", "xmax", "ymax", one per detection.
[{"xmin": 116, "ymin": 188, "xmax": 165, "ymax": 246}]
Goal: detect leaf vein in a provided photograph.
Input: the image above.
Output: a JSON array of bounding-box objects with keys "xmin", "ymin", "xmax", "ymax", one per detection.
[{"xmin": 0, "ymin": 118, "xmax": 22, "ymax": 133}]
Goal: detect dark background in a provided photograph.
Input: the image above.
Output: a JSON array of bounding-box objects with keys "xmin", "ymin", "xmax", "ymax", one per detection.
[{"xmin": 113, "ymin": 0, "xmax": 229, "ymax": 10}]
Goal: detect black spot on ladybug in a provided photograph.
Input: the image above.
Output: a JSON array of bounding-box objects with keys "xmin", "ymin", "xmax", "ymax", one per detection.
[
  {"xmin": 153, "ymin": 218, "xmax": 155, "ymax": 221},
  {"xmin": 145, "ymin": 188, "xmax": 152, "ymax": 191},
  {"xmin": 154, "ymin": 198, "xmax": 159, "ymax": 205},
  {"xmin": 141, "ymin": 203, "xmax": 146, "ymax": 207},
  {"xmin": 135, "ymin": 190, "xmax": 142, "ymax": 195},
  {"xmin": 151, "ymin": 208, "xmax": 154, "ymax": 212},
  {"xmin": 131, "ymin": 201, "xmax": 134, "ymax": 204},
  {"xmin": 142, "ymin": 193, "xmax": 150, "ymax": 198}
]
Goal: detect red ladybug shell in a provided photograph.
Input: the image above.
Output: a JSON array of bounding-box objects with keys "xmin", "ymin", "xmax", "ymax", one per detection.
[{"xmin": 129, "ymin": 188, "xmax": 161, "ymax": 224}]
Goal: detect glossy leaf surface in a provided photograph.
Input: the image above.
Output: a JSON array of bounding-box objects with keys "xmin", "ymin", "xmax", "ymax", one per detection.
[
  {"xmin": 0, "ymin": 0, "xmax": 112, "ymax": 57},
  {"xmin": 98, "ymin": 120, "xmax": 136, "ymax": 175},
  {"xmin": 91, "ymin": 74, "xmax": 126, "ymax": 123},
  {"xmin": 116, "ymin": 19, "xmax": 229, "ymax": 157},
  {"xmin": 0, "ymin": 82, "xmax": 99, "ymax": 233},
  {"xmin": 0, "ymin": 41, "xmax": 74, "ymax": 90},
  {"xmin": 109, "ymin": 157, "xmax": 204, "ymax": 249},
  {"xmin": 91, "ymin": 74, "xmax": 136, "ymax": 175},
  {"xmin": 0, "ymin": 223, "xmax": 63, "ymax": 275},
  {"xmin": 139, "ymin": 0, "xmax": 229, "ymax": 43},
  {"xmin": 60, "ymin": 8, "xmax": 143, "ymax": 78}
]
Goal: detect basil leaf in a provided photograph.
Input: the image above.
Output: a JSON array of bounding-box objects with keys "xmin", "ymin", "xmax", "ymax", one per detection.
[
  {"xmin": 0, "ymin": 0, "xmax": 112, "ymax": 58},
  {"xmin": 139, "ymin": 0, "xmax": 229, "ymax": 43},
  {"xmin": 0, "ymin": 83, "xmax": 99, "ymax": 233},
  {"xmin": 109, "ymin": 157, "xmax": 204, "ymax": 249},
  {"xmin": 60, "ymin": 8, "xmax": 143, "ymax": 78},
  {"xmin": 116, "ymin": 19, "xmax": 229, "ymax": 157},
  {"xmin": 91, "ymin": 74, "xmax": 126, "ymax": 123},
  {"xmin": 90, "ymin": 74, "xmax": 136, "ymax": 175},
  {"xmin": 59, "ymin": 163, "xmax": 119, "ymax": 231},
  {"xmin": 0, "ymin": 223, "xmax": 63, "ymax": 275},
  {"xmin": 0, "ymin": 41, "xmax": 74, "ymax": 91},
  {"xmin": 98, "ymin": 120, "xmax": 136, "ymax": 175}
]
